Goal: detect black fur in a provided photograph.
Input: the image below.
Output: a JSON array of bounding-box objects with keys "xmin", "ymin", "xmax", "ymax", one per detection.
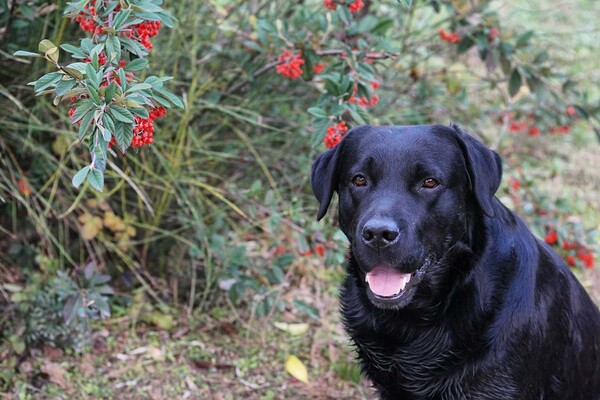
[{"xmin": 311, "ymin": 124, "xmax": 600, "ymax": 399}]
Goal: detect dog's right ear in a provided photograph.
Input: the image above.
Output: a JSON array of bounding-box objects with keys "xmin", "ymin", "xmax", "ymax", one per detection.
[{"xmin": 311, "ymin": 145, "xmax": 342, "ymax": 221}]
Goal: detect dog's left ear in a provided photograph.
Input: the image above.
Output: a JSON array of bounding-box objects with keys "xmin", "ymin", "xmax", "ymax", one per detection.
[
  {"xmin": 450, "ymin": 124, "xmax": 502, "ymax": 218},
  {"xmin": 311, "ymin": 144, "xmax": 342, "ymax": 221}
]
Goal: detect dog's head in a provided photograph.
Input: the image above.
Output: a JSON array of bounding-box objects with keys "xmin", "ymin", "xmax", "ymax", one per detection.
[{"xmin": 311, "ymin": 124, "xmax": 502, "ymax": 309}]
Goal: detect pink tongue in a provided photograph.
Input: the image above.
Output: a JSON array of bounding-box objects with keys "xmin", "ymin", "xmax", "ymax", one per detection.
[{"xmin": 365, "ymin": 266, "xmax": 411, "ymax": 297}]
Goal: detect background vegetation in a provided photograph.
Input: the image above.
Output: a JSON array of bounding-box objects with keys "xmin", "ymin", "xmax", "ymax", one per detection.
[{"xmin": 0, "ymin": 0, "xmax": 598, "ymax": 398}]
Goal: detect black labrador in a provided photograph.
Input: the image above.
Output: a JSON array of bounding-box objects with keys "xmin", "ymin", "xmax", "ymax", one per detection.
[{"xmin": 311, "ymin": 124, "xmax": 600, "ymax": 399}]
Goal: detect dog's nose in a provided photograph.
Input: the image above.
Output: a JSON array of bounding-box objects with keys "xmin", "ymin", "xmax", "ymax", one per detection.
[{"xmin": 362, "ymin": 219, "xmax": 400, "ymax": 248}]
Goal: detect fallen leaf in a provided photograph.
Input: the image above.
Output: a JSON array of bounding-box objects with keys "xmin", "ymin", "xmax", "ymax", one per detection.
[
  {"xmin": 43, "ymin": 345, "xmax": 63, "ymax": 361},
  {"xmin": 285, "ymin": 355, "xmax": 309, "ymax": 383},
  {"xmin": 79, "ymin": 353, "xmax": 95, "ymax": 377},
  {"xmin": 41, "ymin": 361, "xmax": 69, "ymax": 389},
  {"xmin": 274, "ymin": 322, "xmax": 309, "ymax": 336}
]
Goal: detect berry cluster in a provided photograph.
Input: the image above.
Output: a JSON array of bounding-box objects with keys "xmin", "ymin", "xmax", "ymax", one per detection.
[
  {"xmin": 75, "ymin": 1, "xmax": 99, "ymax": 34},
  {"xmin": 83, "ymin": 51, "xmax": 107, "ymax": 65},
  {"xmin": 323, "ymin": 0, "xmax": 365, "ymax": 13},
  {"xmin": 123, "ymin": 21, "xmax": 162, "ymax": 50},
  {"xmin": 131, "ymin": 107, "xmax": 167, "ymax": 147},
  {"xmin": 276, "ymin": 50, "xmax": 305, "ymax": 80},
  {"xmin": 324, "ymin": 121, "xmax": 348, "ymax": 148},
  {"xmin": 503, "ymin": 108, "xmax": 577, "ymax": 137},
  {"xmin": 348, "ymin": 81, "xmax": 379, "ymax": 107},
  {"xmin": 544, "ymin": 228, "xmax": 594, "ymax": 269},
  {"xmin": 439, "ymin": 28, "xmax": 460, "ymax": 44},
  {"xmin": 109, "ymin": 107, "xmax": 167, "ymax": 149}
]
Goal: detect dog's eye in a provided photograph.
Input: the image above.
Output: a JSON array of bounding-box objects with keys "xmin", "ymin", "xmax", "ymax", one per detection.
[
  {"xmin": 422, "ymin": 178, "xmax": 439, "ymax": 189},
  {"xmin": 352, "ymin": 175, "xmax": 367, "ymax": 187}
]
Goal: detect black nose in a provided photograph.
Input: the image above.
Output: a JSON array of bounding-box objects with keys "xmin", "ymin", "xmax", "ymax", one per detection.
[{"xmin": 362, "ymin": 219, "xmax": 400, "ymax": 248}]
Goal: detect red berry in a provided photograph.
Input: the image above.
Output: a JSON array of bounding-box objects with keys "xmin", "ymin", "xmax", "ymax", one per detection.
[
  {"xmin": 348, "ymin": 0, "xmax": 364, "ymax": 13},
  {"xmin": 324, "ymin": 121, "xmax": 348, "ymax": 148},
  {"xmin": 275, "ymin": 50, "xmax": 305, "ymax": 80},
  {"xmin": 544, "ymin": 230, "xmax": 557, "ymax": 245}
]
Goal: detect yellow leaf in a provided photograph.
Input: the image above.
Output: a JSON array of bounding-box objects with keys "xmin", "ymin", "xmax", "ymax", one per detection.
[
  {"xmin": 285, "ymin": 355, "xmax": 309, "ymax": 383},
  {"xmin": 274, "ymin": 322, "xmax": 309, "ymax": 336}
]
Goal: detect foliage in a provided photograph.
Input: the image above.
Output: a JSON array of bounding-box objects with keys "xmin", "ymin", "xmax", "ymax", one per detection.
[
  {"xmin": 3, "ymin": 263, "xmax": 113, "ymax": 352},
  {"xmin": 14, "ymin": 0, "xmax": 182, "ymax": 192}
]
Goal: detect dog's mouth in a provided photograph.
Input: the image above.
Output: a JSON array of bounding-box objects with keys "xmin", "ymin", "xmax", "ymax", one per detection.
[{"xmin": 364, "ymin": 262, "xmax": 428, "ymax": 309}]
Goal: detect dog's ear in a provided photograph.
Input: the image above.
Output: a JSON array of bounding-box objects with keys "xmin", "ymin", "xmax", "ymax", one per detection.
[
  {"xmin": 450, "ymin": 124, "xmax": 502, "ymax": 218},
  {"xmin": 311, "ymin": 144, "xmax": 342, "ymax": 221}
]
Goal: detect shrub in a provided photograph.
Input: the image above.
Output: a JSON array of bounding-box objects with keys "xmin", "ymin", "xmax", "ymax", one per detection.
[{"xmin": 1, "ymin": 0, "xmax": 598, "ymax": 328}]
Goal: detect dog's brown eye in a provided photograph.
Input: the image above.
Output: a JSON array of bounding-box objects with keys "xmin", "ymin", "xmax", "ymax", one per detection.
[
  {"xmin": 352, "ymin": 175, "xmax": 367, "ymax": 187},
  {"xmin": 422, "ymin": 178, "xmax": 439, "ymax": 189}
]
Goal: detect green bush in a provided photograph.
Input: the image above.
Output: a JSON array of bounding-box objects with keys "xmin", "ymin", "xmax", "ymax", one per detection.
[{"xmin": 0, "ymin": 0, "xmax": 598, "ymax": 355}]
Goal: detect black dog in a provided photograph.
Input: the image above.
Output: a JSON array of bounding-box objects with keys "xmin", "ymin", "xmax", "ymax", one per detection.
[{"xmin": 311, "ymin": 124, "xmax": 600, "ymax": 399}]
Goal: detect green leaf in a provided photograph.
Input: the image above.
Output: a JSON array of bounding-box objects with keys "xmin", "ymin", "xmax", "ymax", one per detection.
[
  {"xmin": 124, "ymin": 58, "xmax": 148, "ymax": 71},
  {"xmin": 71, "ymin": 100, "xmax": 96, "ymax": 124},
  {"xmin": 120, "ymin": 36, "xmax": 148, "ymax": 58},
  {"xmin": 13, "ymin": 50, "xmax": 41, "ymax": 57},
  {"xmin": 85, "ymin": 63, "xmax": 100, "ymax": 89},
  {"xmin": 151, "ymin": 93, "xmax": 171, "ymax": 108},
  {"xmin": 526, "ymin": 75, "xmax": 549, "ymax": 101},
  {"xmin": 87, "ymin": 168, "xmax": 104, "ymax": 192},
  {"xmin": 112, "ymin": 8, "xmax": 132, "ymax": 29},
  {"xmin": 72, "ymin": 166, "xmax": 90, "ymax": 188},
  {"xmin": 104, "ymin": 82, "xmax": 118, "ymax": 103},
  {"xmin": 55, "ymin": 78, "xmax": 76, "ymax": 97},
  {"xmin": 126, "ymin": 83, "xmax": 153, "ymax": 93},
  {"xmin": 153, "ymin": 87, "xmax": 184, "ymax": 108},
  {"xmin": 105, "ymin": 35, "xmax": 121, "ymax": 63},
  {"xmin": 307, "ymin": 107, "xmax": 328, "ymax": 118},
  {"xmin": 32, "ymin": 72, "xmax": 62, "ymax": 92},
  {"xmin": 114, "ymin": 121, "xmax": 133, "ymax": 152},
  {"xmin": 60, "ymin": 44, "xmax": 82, "ymax": 54},
  {"xmin": 397, "ymin": 0, "xmax": 413, "ymax": 6},
  {"xmin": 79, "ymin": 111, "xmax": 95, "ymax": 139},
  {"xmin": 145, "ymin": 76, "xmax": 173, "ymax": 86},
  {"xmin": 516, "ymin": 31, "xmax": 534, "ymax": 48},
  {"xmin": 508, "ymin": 68, "xmax": 522, "ymax": 97},
  {"xmin": 130, "ymin": 107, "xmax": 150, "ymax": 118},
  {"xmin": 457, "ymin": 35, "xmax": 475, "ymax": 54},
  {"xmin": 348, "ymin": 105, "xmax": 367, "ymax": 125},
  {"xmin": 87, "ymin": 85, "xmax": 102, "ymax": 105},
  {"xmin": 118, "ymin": 69, "xmax": 127, "ymax": 90},
  {"xmin": 109, "ymin": 105, "xmax": 135, "ymax": 123},
  {"xmin": 102, "ymin": 113, "xmax": 116, "ymax": 134}
]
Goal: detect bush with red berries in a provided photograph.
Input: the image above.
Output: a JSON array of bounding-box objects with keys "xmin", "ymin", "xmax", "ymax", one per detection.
[
  {"xmin": 246, "ymin": 0, "xmax": 598, "ymax": 269},
  {"xmin": 15, "ymin": 0, "xmax": 182, "ymax": 192}
]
